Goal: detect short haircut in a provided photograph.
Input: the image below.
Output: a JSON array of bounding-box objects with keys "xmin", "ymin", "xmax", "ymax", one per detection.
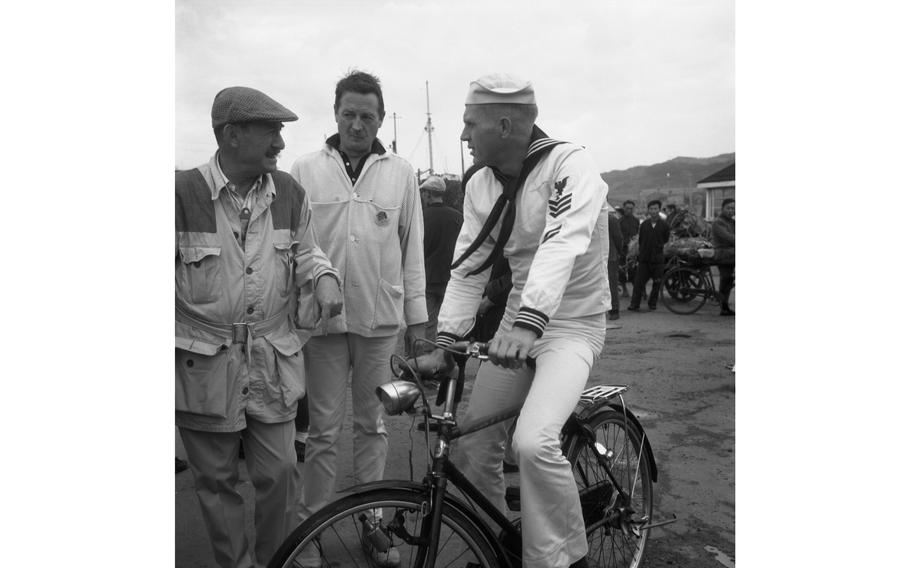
[
  {"xmin": 335, "ymin": 70, "xmax": 385, "ymax": 117},
  {"xmin": 667, "ymin": 204, "xmax": 677, "ymax": 211},
  {"xmin": 722, "ymin": 198, "xmax": 735, "ymax": 207},
  {"xmin": 478, "ymin": 103, "xmax": 538, "ymax": 130},
  {"xmin": 647, "ymin": 199, "xmax": 662, "ymax": 209},
  {"xmin": 623, "ymin": 200, "xmax": 635, "ymax": 207}
]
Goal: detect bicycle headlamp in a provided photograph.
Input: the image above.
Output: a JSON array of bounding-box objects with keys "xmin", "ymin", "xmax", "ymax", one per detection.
[{"xmin": 376, "ymin": 380, "xmax": 421, "ymax": 415}]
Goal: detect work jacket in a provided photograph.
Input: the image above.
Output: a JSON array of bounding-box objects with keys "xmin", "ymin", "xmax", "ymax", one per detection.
[
  {"xmin": 175, "ymin": 155, "xmax": 337, "ymax": 432},
  {"xmin": 437, "ymin": 131, "xmax": 611, "ymax": 342},
  {"xmin": 290, "ymin": 137, "xmax": 427, "ymax": 337}
]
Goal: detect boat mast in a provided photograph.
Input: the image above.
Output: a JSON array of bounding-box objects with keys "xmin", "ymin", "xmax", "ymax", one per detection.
[{"xmin": 424, "ymin": 80, "xmax": 434, "ymax": 174}]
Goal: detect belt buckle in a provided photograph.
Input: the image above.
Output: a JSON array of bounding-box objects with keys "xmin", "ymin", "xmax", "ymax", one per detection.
[{"xmin": 231, "ymin": 323, "xmax": 248, "ymax": 344}]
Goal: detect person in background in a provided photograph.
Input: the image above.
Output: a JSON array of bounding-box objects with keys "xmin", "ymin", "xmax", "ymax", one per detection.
[
  {"xmin": 420, "ymin": 175, "xmax": 464, "ymax": 342},
  {"xmin": 665, "ymin": 203, "xmax": 679, "ymax": 230},
  {"xmin": 607, "ymin": 208, "xmax": 623, "ymax": 320},
  {"xmin": 712, "ymin": 198, "xmax": 735, "ymax": 316},
  {"xmin": 175, "ymin": 86, "xmax": 342, "ymax": 568},
  {"xmin": 289, "ymin": 70, "xmax": 426, "ymax": 567},
  {"xmin": 618, "ymin": 200, "xmax": 639, "ymax": 297},
  {"xmin": 628, "ymin": 199, "xmax": 670, "ymax": 311}
]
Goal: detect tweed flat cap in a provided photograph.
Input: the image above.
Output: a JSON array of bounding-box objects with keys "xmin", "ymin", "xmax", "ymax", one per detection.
[
  {"xmin": 465, "ymin": 73, "xmax": 536, "ymax": 105},
  {"xmin": 419, "ymin": 175, "xmax": 447, "ymax": 193},
  {"xmin": 211, "ymin": 86, "xmax": 298, "ymax": 128}
]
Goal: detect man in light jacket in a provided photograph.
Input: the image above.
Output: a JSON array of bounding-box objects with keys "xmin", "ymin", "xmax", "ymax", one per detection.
[
  {"xmin": 175, "ymin": 86, "xmax": 342, "ymax": 568},
  {"xmin": 289, "ymin": 70, "xmax": 427, "ymax": 566}
]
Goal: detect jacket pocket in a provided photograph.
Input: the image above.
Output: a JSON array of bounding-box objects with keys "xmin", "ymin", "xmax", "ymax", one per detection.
[
  {"xmin": 373, "ymin": 279, "xmax": 404, "ymax": 327},
  {"xmin": 265, "ymin": 331, "xmax": 305, "ymax": 408},
  {"xmin": 273, "ymin": 241, "xmax": 297, "ymax": 298},
  {"xmin": 177, "ymin": 246, "xmax": 223, "ymax": 304},
  {"xmin": 175, "ymin": 338, "xmax": 230, "ymax": 418}
]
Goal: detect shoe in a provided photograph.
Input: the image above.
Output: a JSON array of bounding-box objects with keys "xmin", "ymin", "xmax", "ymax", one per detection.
[
  {"xmin": 361, "ymin": 518, "xmax": 400, "ymax": 567},
  {"xmin": 295, "ymin": 440, "xmax": 307, "ymax": 463},
  {"xmin": 648, "ymin": 305, "xmax": 657, "ymax": 311},
  {"xmin": 627, "ymin": 306, "xmax": 640, "ymax": 312},
  {"xmin": 175, "ymin": 457, "xmax": 188, "ymax": 474},
  {"xmin": 608, "ymin": 311, "xmax": 619, "ymax": 321}
]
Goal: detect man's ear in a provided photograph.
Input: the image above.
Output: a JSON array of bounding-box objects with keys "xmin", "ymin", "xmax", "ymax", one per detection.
[
  {"xmin": 498, "ymin": 116, "xmax": 513, "ymax": 138},
  {"xmin": 223, "ymin": 124, "xmax": 241, "ymax": 148}
]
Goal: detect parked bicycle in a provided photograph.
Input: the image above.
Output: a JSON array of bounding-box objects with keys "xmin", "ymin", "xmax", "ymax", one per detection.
[
  {"xmin": 269, "ymin": 341, "xmax": 673, "ymax": 568},
  {"xmin": 660, "ymin": 254, "xmax": 733, "ymax": 315}
]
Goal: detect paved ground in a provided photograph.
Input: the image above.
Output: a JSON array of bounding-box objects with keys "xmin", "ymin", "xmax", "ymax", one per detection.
[{"xmin": 176, "ymin": 283, "xmax": 735, "ymax": 567}]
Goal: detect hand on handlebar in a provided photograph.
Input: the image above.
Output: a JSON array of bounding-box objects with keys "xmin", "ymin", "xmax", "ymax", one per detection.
[
  {"xmin": 488, "ymin": 327, "xmax": 537, "ymax": 369},
  {"xmin": 398, "ymin": 348, "xmax": 454, "ymax": 379}
]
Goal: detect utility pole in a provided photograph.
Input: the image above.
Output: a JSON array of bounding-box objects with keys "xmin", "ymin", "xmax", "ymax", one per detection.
[
  {"xmin": 424, "ymin": 80, "xmax": 434, "ymax": 174},
  {"xmin": 459, "ymin": 140, "xmax": 465, "ymax": 178}
]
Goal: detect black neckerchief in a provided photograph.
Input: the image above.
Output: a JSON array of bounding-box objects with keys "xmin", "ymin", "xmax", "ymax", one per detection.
[
  {"xmin": 451, "ymin": 126, "xmax": 566, "ymax": 276},
  {"xmin": 326, "ymin": 133, "xmax": 386, "ymax": 186}
]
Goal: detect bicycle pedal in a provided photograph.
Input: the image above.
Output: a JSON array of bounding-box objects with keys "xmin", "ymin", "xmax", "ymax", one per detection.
[
  {"xmin": 505, "ymin": 485, "xmax": 521, "ymax": 511},
  {"xmin": 416, "ymin": 422, "xmax": 441, "ymax": 432}
]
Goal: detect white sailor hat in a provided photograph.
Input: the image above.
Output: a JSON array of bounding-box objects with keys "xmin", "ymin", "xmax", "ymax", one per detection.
[{"xmin": 465, "ymin": 73, "xmax": 536, "ymax": 105}]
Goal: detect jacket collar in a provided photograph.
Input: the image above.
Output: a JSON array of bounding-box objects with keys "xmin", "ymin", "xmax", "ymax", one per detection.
[{"xmin": 324, "ymin": 133, "xmax": 387, "ymax": 157}]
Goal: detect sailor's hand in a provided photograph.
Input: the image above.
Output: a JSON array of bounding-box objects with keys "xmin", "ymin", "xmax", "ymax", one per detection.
[
  {"xmin": 398, "ymin": 347, "xmax": 452, "ymax": 379},
  {"xmin": 488, "ymin": 327, "xmax": 536, "ymax": 369}
]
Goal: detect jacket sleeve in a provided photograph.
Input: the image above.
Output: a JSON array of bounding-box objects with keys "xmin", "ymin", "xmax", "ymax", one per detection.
[
  {"xmin": 712, "ymin": 218, "xmax": 735, "ymax": 247},
  {"xmin": 398, "ymin": 170, "xmax": 428, "ymax": 326},
  {"xmin": 514, "ymin": 147, "xmax": 609, "ymax": 337},
  {"xmin": 290, "ymin": 180, "xmax": 338, "ymax": 286},
  {"xmin": 436, "ymin": 178, "xmax": 494, "ymax": 347}
]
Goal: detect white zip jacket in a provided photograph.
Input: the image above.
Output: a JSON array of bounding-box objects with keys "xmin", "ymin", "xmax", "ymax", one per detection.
[
  {"xmin": 290, "ymin": 138, "xmax": 427, "ymax": 337},
  {"xmin": 437, "ymin": 136, "xmax": 610, "ymax": 344}
]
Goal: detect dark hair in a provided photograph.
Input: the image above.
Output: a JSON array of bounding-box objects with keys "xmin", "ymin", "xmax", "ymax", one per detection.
[
  {"xmin": 647, "ymin": 199, "xmax": 662, "ymax": 209},
  {"xmin": 667, "ymin": 204, "xmax": 677, "ymax": 211},
  {"xmin": 722, "ymin": 198, "xmax": 735, "ymax": 207},
  {"xmin": 623, "ymin": 200, "xmax": 635, "ymax": 207},
  {"xmin": 334, "ymin": 70, "xmax": 385, "ymax": 117}
]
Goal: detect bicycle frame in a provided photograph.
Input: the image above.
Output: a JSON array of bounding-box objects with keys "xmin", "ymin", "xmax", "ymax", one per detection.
[{"xmin": 382, "ymin": 352, "xmax": 656, "ymax": 567}]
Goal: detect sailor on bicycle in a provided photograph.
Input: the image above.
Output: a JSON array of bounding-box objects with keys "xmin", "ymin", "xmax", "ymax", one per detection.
[{"xmin": 415, "ymin": 73, "xmax": 611, "ymax": 568}]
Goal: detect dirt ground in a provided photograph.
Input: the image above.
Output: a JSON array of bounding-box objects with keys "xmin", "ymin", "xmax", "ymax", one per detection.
[{"xmin": 176, "ymin": 282, "xmax": 735, "ymax": 568}]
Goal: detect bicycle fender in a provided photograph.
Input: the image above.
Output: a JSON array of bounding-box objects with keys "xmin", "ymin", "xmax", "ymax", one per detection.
[
  {"xmin": 338, "ymin": 480, "xmax": 515, "ymax": 567},
  {"xmin": 606, "ymin": 403, "xmax": 658, "ymax": 483}
]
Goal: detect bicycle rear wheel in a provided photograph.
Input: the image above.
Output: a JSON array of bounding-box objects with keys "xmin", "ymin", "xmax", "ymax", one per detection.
[
  {"xmin": 661, "ymin": 267, "xmax": 708, "ymax": 315},
  {"xmin": 268, "ymin": 486, "xmax": 500, "ymax": 568},
  {"xmin": 567, "ymin": 409, "xmax": 654, "ymax": 568}
]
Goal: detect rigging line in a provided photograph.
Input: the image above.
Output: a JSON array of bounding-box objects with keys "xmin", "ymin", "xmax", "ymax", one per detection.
[{"xmin": 405, "ymin": 129, "xmax": 426, "ymax": 163}]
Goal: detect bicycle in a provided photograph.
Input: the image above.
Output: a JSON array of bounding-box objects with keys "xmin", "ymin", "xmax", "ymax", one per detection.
[
  {"xmin": 269, "ymin": 341, "xmax": 674, "ymax": 568},
  {"xmin": 660, "ymin": 254, "xmax": 733, "ymax": 315}
]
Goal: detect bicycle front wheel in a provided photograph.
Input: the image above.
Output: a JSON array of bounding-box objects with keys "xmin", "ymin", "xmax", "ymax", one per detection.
[
  {"xmin": 567, "ymin": 409, "xmax": 654, "ymax": 568},
  {"xmin": 268, "ymin": 486, "xmax": 500, "ymax": 568},
  {"xmin": 661, "ymin": 267, "xmax": 708, "ymax": 315}
]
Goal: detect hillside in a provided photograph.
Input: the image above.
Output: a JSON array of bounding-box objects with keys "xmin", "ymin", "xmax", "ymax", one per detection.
[{"xmin": 601, "ymin": 153, "xmax": 734, "ymax": 205}]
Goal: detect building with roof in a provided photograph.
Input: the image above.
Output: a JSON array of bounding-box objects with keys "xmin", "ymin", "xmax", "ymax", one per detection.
[{"xmin": 697, "ymin": 163, "xmax": 735, "ymax": 220}]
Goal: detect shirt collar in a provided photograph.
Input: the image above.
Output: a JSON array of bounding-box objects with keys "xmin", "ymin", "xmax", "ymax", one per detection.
[
  {"xmin": 325, "ymin": 133, "xmax": 387, "ymax": 157},
  {"xmin": 209, "ymin": 152, "xmax": 275, "ymax": 200}
]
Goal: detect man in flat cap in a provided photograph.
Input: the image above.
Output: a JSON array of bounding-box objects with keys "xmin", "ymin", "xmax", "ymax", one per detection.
[
  {"xmin": 175, "ymin": 86, "xmax": 343, "ymax": 568},
  {"xmin": 289, "ymin": 70, "xmax": 426, "ymax": 566},
  {"xmin": 411, "ymin": 73, "xmax": 612, "ymax": 567},
  {"xmin": 419, "ymin": 175, "xmax": 463, "ymax": 342}
]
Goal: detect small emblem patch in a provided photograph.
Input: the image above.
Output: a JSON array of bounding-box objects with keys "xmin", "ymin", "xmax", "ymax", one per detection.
[{"xmin": 375, "ymin": 211, "xmax": 389, "ymax": 226}]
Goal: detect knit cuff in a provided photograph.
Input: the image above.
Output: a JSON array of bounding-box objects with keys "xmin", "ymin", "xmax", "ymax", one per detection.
[
  {"xmin": 436, "ymin": 332, "xmax": 459, "ymax": 348},
  {"xmin": 513, "ymin": 307, "xmax": 548, "ymax": 338}
]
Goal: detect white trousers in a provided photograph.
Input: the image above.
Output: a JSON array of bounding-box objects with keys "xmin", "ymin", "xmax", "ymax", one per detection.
[
  {"xmin": 296, "ymin": 333, "xmax": 397, "ymax": 522},
  {"xmin": 454, "ymin": 326, "xmax": 603, "ymax": 568}
]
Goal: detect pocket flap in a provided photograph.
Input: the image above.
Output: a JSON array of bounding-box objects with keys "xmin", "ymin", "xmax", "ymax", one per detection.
[
  {"xmin": 272, "ymin": 241, "xmax": 299, "ymax": 252},
  {"xmin": 379, "ymin": 279, "xmax": 404, "ymax": 298},
  {"xmin": 175, "ymin": 336, "xmax": 225, "ymax": 355},
  {"xmin": 265, "ymin": 331, "xmax": 303, "ymax": 356},
  {"xmin": 179, "ymin": 246, "xmax": 222, "ymax": 264}
]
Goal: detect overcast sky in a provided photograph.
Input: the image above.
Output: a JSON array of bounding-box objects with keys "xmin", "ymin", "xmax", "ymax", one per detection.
[{"xmin": 176, "ymin": 0, "xmax": 733, "ymax": 175}]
